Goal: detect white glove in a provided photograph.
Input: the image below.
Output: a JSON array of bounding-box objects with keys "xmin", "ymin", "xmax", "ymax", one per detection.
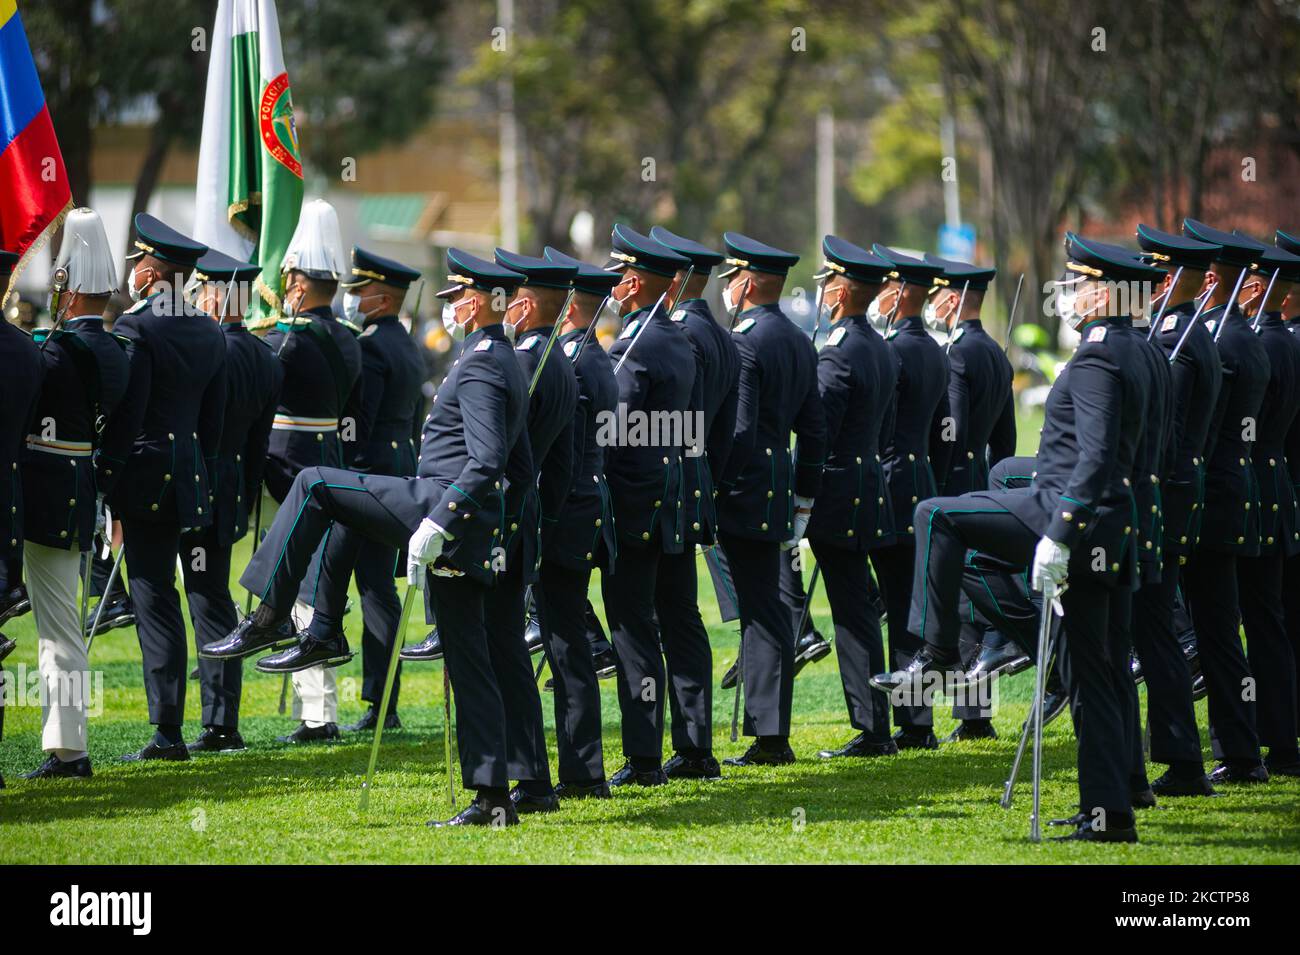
[
  {"xmin": 1031, "ymin": 536, "xmax": 1070, "ymax": 595},
  {"xmin": 783, "ymin": 495, "xmax": 815, "ymax": 551},
  {"xmin": 406, "ymin": 518, "xmax": 448, "ymax": 588}
]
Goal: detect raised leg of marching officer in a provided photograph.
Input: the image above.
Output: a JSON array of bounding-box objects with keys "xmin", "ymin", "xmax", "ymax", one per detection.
[
  {"xmin": 208, "ymin": 249, "xmax": 532, "ymax": 825},
  {"xmin": 875, "ymin": 236, "xmax": 1164, "ymax": 841}
]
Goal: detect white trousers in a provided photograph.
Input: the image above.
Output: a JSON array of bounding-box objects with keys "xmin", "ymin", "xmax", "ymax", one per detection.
[
  {"xmin": 290, "ymin": 599, "xmax": 337, "ymax": 725},
  {"xmin": 25, "ymin": 541, "xmax": 91, "ymax": 755}
]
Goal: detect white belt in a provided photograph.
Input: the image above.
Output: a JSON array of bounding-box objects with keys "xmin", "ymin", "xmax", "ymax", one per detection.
[
  {"xmin": 26, "ymin": 436, "xmax": 93, "ymax": 458},
  {"xmin": 273, "ymin": 415, "xmax": 339, "ymax": 433}
]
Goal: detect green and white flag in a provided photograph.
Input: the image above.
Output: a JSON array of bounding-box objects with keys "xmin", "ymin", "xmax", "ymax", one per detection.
[{"xmin": 193, "ymin": 0, "xmax": 303, "ymax": 328}]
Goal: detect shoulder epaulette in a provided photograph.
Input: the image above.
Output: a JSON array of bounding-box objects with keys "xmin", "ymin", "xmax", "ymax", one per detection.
[
  {"xmin": 123, "ymin": 298, "xmax": 150, "ymax": 316},
  {"xmin": 1160, "ymin": 314, "xmax": 1179, "ymax": 334},
  {"xmin": 826, "ymin": 326, "xmax": 847, "ymax": 347},
  {"xmin": 619, "ymin": 318, "xmax": 641, "ymax": 340},
  {"xmin": 275, "ymin": 316, "xmax": 313, "ymax": 333},
  {"xmin": 474, "ymin": 338, "xmax": 494, "ymax": 352},
  {"xmin": 950, "ymin": 326, "xmax": 966, "ymax": 344},
  {"xmin": 518, "ymin": 335, "xmax": 541, "ymax": 351},
  {"xmin": 563, "ymin": 339, "xmax": 579, "ymax": 358},
  {"xmin": 734, "ymin": 317, "xmax": 756, "ymax": 334},
  {"xmin": 670, "ymin": 309, "xmax": 686, "ymax": 322},
  {"xmin": 1085, "ymin": 325, "xmax": 1107, "ymax": 343}
]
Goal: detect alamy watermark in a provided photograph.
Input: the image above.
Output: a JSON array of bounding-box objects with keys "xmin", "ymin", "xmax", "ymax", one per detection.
[{"xmin": 595, "ymin": 403, "xmax": 704, "ymax": 457}]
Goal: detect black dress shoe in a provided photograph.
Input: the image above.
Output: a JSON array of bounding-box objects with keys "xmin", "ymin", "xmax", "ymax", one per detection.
[
  {"xmin": 964, "ymin": 641, "xmax": 1030, "ymax": 683},
  {"xmin": 663, "ymin": 753, "xmax": 723, "ymax": 780},
  {"xmin": 592, "ymin": 647, "xmax": 617, "ymax": 679},
  {"xmin": 0, "ymin": 584, "xmax": 31, "ymax": 626},
  {"xmin": 187, "ymin": 727, "xmax": 246, "ymax": 754},
  {"xmin": 1151, "ymin": 769, "xmax": 1217, "ymax": 797},
  {"xmin": 869, "ymin": 646, "xmax": 963, "ymax": 693},
  {"xmin": 1129, "ymin": 653, "xmax": 1144, "ymax": 685},
  {"xmin": 400, "ymin": 629, "xmax": 442, "ymax": 662},
  {"xmin": 1190, "ymin": 671, "xmax": 1207, "ymax": 702},
  {"xmin": 255, "ymin": 633, "xmax": 353, "ymax": 673},
  {"xmin": 1050, "ymin": 819, "xmax": 1138, "ymax": 843},
  {"xmin": 121, "ymin": 740, "xmax": 191, "ymax": 762},
  {"xmin": 428, "ymin": 795, "xmax": 519, "ymax": 828},
  {"xmin": 609, "ymin": 761, "xmax": 668, "ymax": 786},
  {"xmin": 944, "ymin": 720, "xmax": 998, "ymax": 742},
  {"xmin": 720, "ymin": 659, "xmax": 740, "ymax": 690},
  {"xmin": 1264, "ymin": 756, "xmax": 1300, "ymax": 777},
  {"xmin": 201, "ymin": 607, "xmax": 295, "ymax": 660},
  {"xmin": 793, "ymin": 629, "xmax": 832, "ymax": 676},
  {"xmin": 83, "ymin": 598, "xmax": 136, "ymax": 637},
  {"xmin": 817, "ymin": 732, "xmax": 899, "ymax": 759},
  {"xmin": 892, "ymin": 728, "xmax": 939, "ymax": 751},
  {"xmin": 189, "ymin": 666, "xmax": 200, "ymax": 680},
  {"xmin": 1042, "ymin": 687, "xmax": 1069, "ymax": 726},
  {"xmin": 555, "ymin": 779, "xmax": 612, "ymax": 799},
  {"xmin": 723, "ymin": 741, "xmax": 796, "ymax": 767},
  {"xmin": 524, "ymin": 613, "xmax": 544, "ymax": 655},
  {"xmin": 1208, "ymin": 761, "xmax": 1269, "ymax": 784},
  {"xmin": 342, "ymin": 707, "xmax": 401, "ymax": 733},
  {"xmin": 1131, "ymin": 787, "xmax": 1158, "ymax": 809},
  {"xmin": 509, "ymin": 785, "xmax": 560, "ymax": 814},
  {"xmin": 277, "ymin": 721, "xmax": 341, "ymax": 744},
  {"xmin": 21, "ymin": 754, "xmax": 93, "ymax": 779},
  {"xmin": 0, "ymin": 633, "xmax": 15, "ymax": 664}
]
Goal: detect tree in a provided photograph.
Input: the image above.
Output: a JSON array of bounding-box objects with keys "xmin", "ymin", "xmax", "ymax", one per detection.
[{"xmin": 22, "ymin": 0, "xmax": 449, "ymax": 263}]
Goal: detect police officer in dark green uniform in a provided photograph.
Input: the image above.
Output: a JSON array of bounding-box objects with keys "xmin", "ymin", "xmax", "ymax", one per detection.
[
  {"xmin": 797, "ymin": 236, "xmax": 899, "ymax": 759},
  {"xmin": 875, "ymin": 235, "xmax": 1163, "ymax": 842},
  {"xmin": 98, "ymin": 213, "xmax": 227, "ymax": 762},
  {"xmin": 716, "ymin": 231, "xmax": 827, "ymax": 766},
  {"xmin": 182, "ymin": 249, "xmax": 282, "ymax": 754},
  {"xmin": 1180, "ymin": 219, "xmax": 1272, "ymax": 784}
]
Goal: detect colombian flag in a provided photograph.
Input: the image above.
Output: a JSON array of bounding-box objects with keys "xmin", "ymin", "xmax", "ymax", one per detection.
[{"xmin": 0, "ymin": 0, "xmax": 71, "ymax": 302}]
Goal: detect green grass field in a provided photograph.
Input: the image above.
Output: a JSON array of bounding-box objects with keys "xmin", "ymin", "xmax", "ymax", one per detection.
[{"xmin": 1, "ymin": 407, "xmax": 1296, "ymax": 864}]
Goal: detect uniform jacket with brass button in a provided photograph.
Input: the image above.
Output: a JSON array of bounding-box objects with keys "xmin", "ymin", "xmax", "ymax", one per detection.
[
  {"xmin": 1198, "ymin": 305, "xmax": 1269, "ymax": 556},
  {"xmin": 2, "ymin": 322, "xmax": 46, "ymax": 558},
  {"xmin": 804, "ymin": 314, "xmax": 896, "ymax": 551},
  {"xmin": 938, "ymin": 318, "xmax": 1015, "ymax": 496},
  {"xmin": 718, "ymin": 303, "xmax": 826, "ymax": 542},
  {"xmin": 97, "ymin": 292, "xmax": 227, "ymax": 527},
  {"xmin": 1003, "ymin": 318, "xmax": 1147, "ymax": 589},
  {"xmin": 880, "ymin": 315, "xmax": 949, "ymax": 536},
  {"xmin": 606, "ymin": 304, "xmax": 695, "ymax": 552},
  {"xmin": 23, "ymin": 319, "xmax": 130, "ymax": 549},
  {"xmin": 548, "ymin": 327, "xmax": 617, "ymax": 572}
]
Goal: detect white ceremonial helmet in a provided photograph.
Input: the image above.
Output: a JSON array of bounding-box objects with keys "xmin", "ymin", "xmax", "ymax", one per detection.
[
  {"xmin": 53, "ymin": 207, "xmax": 119, "ymax": 296},
  {"xmin": 281, "ymin": 198, "xmax": 347, "ymax": 280}
]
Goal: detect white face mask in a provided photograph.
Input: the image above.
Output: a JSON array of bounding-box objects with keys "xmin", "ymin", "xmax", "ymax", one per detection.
[
  {"xmin": 606, "ymin": 286, "xmax": 629, "ymax": 320},
  {"xmin": 722, "ymin": 279, "xmax": 746, "ymax": 318},
  {"xmin": 1060, "ymin": 287, "xmax": 1103, "ymax": 330},
  {"xmin": 128, "ymin": 266, "xmax": 150, "ymax": 303},
  {"xmin": 503, "ymin": 299, "xmax": 524, "ymax": 344},
  {"xmin": 442, "ymin": 298, "xmax": 471, "ymax": 341},
  {"xmin": 342, "ymin": 291, "xmax": 366, "ymax": 324}
]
